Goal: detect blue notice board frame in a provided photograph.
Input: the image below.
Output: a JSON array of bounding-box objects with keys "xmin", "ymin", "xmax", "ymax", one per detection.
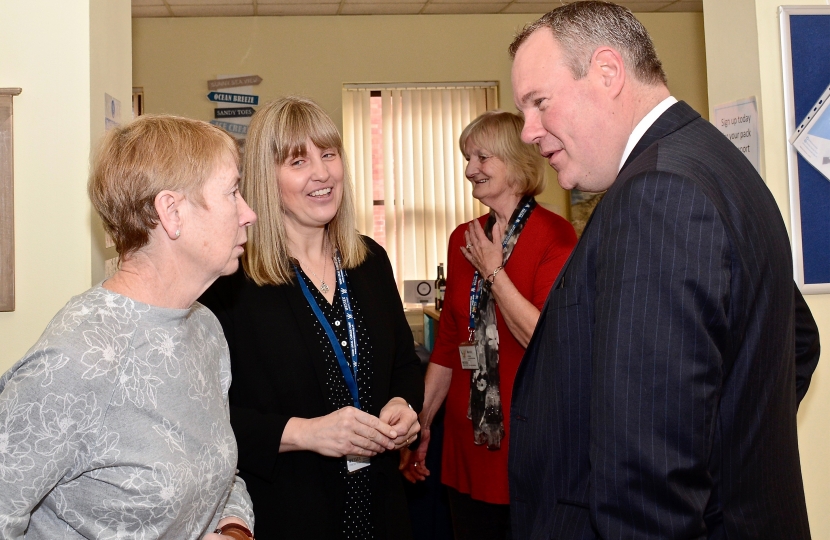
[{"xmin": 780, "ymin": 7, "xmax": 830, "ymax": 294}]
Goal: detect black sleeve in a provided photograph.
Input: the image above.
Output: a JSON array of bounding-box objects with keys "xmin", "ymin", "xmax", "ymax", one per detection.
[
  {"xmin": 199, "ymin": 274, "xmax": 291, "ymax": 481},
  {"xmin": 794, "ymin": 283, "xmax": 820, "ymax": 406}
]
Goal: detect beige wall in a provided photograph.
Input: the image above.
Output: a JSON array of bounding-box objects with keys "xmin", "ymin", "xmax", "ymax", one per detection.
[
  {"xmin": 703, "ymin": 0, "xmax": 829, "ymax": 536},
  {"xmin": 132, "ymin": 12, "xmax": 708, "ymax": 218},
  {"xmin": 90, "ymin": 0, "xmax": 133, "ymax": 284},
  {"xmin": 0, "ymin": 0, "xmax": 132, "ymax": 372}
]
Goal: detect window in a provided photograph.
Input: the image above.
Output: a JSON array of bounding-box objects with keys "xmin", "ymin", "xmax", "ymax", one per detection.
[{"xmin": 342, "ymin": 83, "xmax": 497, "ymax": 290}]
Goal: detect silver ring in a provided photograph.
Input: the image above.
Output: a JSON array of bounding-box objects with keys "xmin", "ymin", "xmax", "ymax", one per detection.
[{"xmin": 466, "ymin": 244, "xmax": 472, "ymax": 250}]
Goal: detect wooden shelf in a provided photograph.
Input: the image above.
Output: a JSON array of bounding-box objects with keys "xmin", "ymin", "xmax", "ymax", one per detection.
[{"xmin": 423, "ymin": 305, "xmax": 441, "ymax": 321}]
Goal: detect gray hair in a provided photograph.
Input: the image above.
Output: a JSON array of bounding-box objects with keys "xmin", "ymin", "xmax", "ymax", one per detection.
[
  {"xmin": 508, "ymin": 1, "xmax": 667, "ymax": 86},
  {"xmin": 459, "ymin": 111, "xmax": 546, "ymax": 197}
]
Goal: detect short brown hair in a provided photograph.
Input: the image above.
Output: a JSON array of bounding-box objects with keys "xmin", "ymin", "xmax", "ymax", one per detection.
[
  {"xmin": 509, "ymin": 1, "xmax": 667, "ymax": 86},
  {"xmin": 459, "ymin": 111, "xmax": 546, "ymax": 197},
  {"xmin": 89, "ymin": 114, "xmax": 239, "ymax": 259},
  {"xmin": 241, "ymin": 96, "xmax": 366, "ymax": 287}
]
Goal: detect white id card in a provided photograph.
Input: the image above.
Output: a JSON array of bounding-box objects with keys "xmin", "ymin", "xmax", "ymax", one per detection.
[
  {"xmin": 346, "ymin": 455, "xmax": 371, "ymax": 473},
  {"xmin": 459, "ymin": 342, "xmax": 478, "ymax": 370}
]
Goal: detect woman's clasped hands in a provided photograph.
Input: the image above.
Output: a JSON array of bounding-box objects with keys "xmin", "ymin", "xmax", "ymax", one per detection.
[
  {"xmin": 379, "ymin": 397, "xmax": 420, "ymax": 450},
  {"xmin": 286, "ymin": 397, "xmax": 419, "ymax": 458}
]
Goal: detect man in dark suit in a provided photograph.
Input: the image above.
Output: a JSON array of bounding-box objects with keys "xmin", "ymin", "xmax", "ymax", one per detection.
[{"xmin": 507, "ymin": 2, "xmax": 821, "ymax": 539}]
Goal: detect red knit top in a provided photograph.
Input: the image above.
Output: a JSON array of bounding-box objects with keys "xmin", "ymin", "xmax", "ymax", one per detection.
[{"xmin": 430, "ymin": 205, "xmax": 576, "ymax": 504}]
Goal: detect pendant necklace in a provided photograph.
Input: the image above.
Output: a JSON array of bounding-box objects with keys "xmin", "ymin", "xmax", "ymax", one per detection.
[{"xmin": 301, "ymin": 239, "xmax": 330, "ymax": 294}]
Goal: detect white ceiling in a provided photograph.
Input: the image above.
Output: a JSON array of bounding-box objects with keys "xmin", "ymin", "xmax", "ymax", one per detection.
[{"xmin": 132, "ymin": 0, "xmax": 702, "ymax": 17}]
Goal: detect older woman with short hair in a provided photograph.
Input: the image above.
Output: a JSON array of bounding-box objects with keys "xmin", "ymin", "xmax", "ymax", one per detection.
[
  {"xmin": 0, "ymin": 115, "xmax": 257, "ymax": 540},
  {"xmin": 401, "ymin": 110, "xmax": 577, "ymax": 540},
  {"xmin": 200, "ymin": 96, "xmax": 423, "ymax": 540}
]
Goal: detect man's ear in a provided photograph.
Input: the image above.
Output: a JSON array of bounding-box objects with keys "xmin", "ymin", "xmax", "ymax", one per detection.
[
  {"xmin": 592, "ymin": 46, "xmax": 626, "ymax": 99},
  {"xmin": 154, "ymin": 190, "xmax": 185, "ymax": 240}
]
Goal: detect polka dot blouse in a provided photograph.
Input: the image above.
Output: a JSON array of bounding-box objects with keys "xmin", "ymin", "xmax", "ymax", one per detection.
[{"xmin": 297, "ymin": 266, "xmax": 375, "ymax": 540}]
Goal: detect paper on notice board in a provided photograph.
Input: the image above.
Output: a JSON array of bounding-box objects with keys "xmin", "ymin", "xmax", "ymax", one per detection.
[{"xmin": 790, "ymin": 82, "xmax": 830, "ymax": 183}]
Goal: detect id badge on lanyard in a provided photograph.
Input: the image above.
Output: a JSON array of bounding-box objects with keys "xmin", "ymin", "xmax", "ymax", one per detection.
[
  {"xmin": 460, "ymin": 199, "xmax": 533, "ymax": 370},
  {"xmin": 459, "ymin": 277, "xmax": 482, "ymax": 370},
  {"xmin": 459, "ymin": 342, "xmax": 480, "ymax": 370},
  {"xmin": 346, "ymin": 455, "xmax": 371, "ymax": 473},
  {"xmin": 295, "ymin": 254, "xmax": 370, "ymax": 473}
]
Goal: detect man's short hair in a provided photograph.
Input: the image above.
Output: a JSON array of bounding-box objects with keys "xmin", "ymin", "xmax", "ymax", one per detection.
[{"xmin": 508, "ymin": 1, "xmax": 667, "ymax": 86}]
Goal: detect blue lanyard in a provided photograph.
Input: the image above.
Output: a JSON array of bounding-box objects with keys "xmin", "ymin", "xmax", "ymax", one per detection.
[
  {"xmin": 468, "ymin": 199, "xmax": 534, "ymax": 333},
  {"xmin": 467, "ymin": 277, "xmax": 483, "ymax": 340},
  {"xmin": 294, "ymin": 251, "xmax": 360, "ymax": 409}
]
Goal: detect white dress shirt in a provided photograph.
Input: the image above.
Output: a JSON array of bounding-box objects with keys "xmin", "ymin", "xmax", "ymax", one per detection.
[{"xmin": 618, "ymin": 95, "xmax": 678, "ymax": 172}]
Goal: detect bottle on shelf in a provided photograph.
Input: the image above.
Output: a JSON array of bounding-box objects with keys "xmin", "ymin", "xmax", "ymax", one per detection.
[{"xmin": 435, "ymin": 263, "xmax": 446, "ymax": 311}]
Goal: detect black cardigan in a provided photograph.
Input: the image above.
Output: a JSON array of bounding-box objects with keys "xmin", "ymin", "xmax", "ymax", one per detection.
[{"xmin": 200, "ymin": 237, "xmax": 424, "ymax": 540}]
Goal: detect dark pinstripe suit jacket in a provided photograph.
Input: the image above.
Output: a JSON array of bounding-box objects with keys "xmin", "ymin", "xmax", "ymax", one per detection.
[{"xmin": 509, "ymin": 102, "xmax": 820, "ymax": 540}]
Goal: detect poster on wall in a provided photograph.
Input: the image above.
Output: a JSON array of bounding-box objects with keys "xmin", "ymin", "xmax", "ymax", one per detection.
[
  {"xmin": 105, "ymin": 93, "xmax": 121, "ymax": 132},
  {"xmin": 207, "ymin": 74, "xmax": 261, "ymax": 149},
  {"xmin": 713, "ymin": 97, "xmax": 760, "ymax": 173}
]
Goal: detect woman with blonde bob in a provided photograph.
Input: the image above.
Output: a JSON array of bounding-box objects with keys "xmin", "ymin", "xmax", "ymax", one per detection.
[
  {"xmin": 200, "ymin": 96, "xmax": 423, "ymax": 540},
  {"xmin": 400, "ymin": 110, "xmax": 577, "ymax": 539},
  {"xmin": 0, "ymin": 115, "xmax": 257, "ymax": 540}
]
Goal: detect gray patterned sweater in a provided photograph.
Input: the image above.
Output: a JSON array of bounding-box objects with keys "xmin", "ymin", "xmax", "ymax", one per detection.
[{"xmin": 0, "ymin": 286, "xmax": 254, "ymax": 539}]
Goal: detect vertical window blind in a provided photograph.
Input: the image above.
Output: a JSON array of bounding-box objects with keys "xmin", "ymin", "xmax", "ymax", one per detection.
[{"xmin": 342, "ymin": 83, "xmax": 497, "ymax": 290}]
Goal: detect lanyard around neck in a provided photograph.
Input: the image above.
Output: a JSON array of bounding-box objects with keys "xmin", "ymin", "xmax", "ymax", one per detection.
[
  {"xmin": 294, "ymin": 251, "xmax": 360, "ymax": 410},
  {"xmin": 468, "ymin": 198, "xmax": 534, "ymax": 333}
]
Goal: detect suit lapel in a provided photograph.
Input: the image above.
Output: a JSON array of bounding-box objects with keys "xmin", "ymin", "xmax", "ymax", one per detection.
[
  {"xmin": 547, "ymin": 199, "xmax": 601, "ymax": 293},
  {"xmin": 620, "ymin": 101, "xmax": 700, "ymax": 173},
  {"xmin": 549, "ymin": 104, "xmax": 698, "ymax": 290}
]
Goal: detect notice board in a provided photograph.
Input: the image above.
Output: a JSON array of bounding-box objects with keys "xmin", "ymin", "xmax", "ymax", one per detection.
[{"xmin": 780, "ymin": 7, "xmax": 830, "ymax": 294}]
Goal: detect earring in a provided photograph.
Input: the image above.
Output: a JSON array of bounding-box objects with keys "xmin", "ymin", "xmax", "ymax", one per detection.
[{"xmin": 175, "ymin": 229, "xmax": 180, "ymax": 238}]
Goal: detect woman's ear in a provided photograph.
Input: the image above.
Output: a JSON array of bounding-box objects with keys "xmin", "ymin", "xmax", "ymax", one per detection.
[{"xmin": 154, "ymin": 190, "xmax": 185, "ymax": 240}]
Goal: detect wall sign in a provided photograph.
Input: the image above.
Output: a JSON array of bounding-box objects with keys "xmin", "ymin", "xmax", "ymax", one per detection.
[
  {"xmin": 214, "ymin": 106, "xmax": 255, "ymax": 118},
  {"xmin": 713, "ymin": 97, "xmax": 760, "ymax": 173},
  {"xmin": 209, "ymin": 119, "xmax": 249, "ymax": 136},
  {"xmin": 207, "ymin": 75, "xmax": 262, "ymax": 91},
  {"xmin": 207, "ymin": 91, "xmax": 259, "ymax": 106},
  {"xmin": 206, "ymin": 75, "xmax": 262, "ymax": 143}
]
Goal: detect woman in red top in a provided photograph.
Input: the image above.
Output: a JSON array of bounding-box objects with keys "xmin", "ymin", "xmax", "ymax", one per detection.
[{"xmin": 401, "ymin": 111, "xmax": 577, "ymax": 539}]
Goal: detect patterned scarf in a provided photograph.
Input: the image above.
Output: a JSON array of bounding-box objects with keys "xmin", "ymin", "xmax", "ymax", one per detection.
[{"xmin": 468, "ymin": 196, "xmax": 536, "ymax": 450}]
